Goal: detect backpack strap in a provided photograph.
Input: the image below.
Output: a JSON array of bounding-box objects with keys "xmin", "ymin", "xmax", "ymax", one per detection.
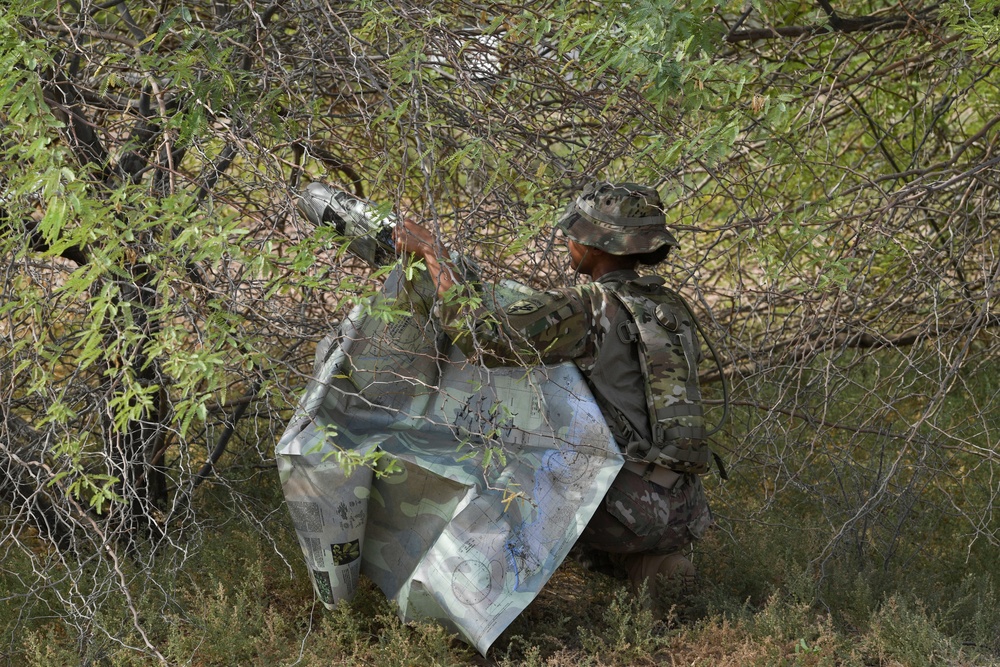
[{"xmin": 602, "ymin": 279, "xmax": 712, "ymax": 474}]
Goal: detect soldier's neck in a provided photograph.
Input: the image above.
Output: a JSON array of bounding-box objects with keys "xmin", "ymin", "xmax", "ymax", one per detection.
[{"xmin": 587, "ymin": 254, "xmax": 638, "ymax": 280}]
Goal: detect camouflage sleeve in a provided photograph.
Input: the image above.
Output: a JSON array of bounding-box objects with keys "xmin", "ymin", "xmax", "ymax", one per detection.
[{"xmin": 434, "ymin": 285, "xmax": 601, "ymax": 366}]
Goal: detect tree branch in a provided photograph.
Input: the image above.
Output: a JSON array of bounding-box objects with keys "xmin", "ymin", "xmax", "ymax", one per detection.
[
  {"xmin": 3, "ymin": 213, "xmax": 89, "ymax": 265},
  {"xmin": 725, "ymin": 2, "xmax": 935, "ymax": 44},
  {"xmin": 701, "ymin": 313, "xmax": 1000, "ymax": 383}
]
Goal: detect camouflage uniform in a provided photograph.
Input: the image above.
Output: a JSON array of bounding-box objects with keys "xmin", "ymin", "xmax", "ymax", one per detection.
[{"xmin": 435, "ymin": 266, "xmax": 713, "ymax": 570}]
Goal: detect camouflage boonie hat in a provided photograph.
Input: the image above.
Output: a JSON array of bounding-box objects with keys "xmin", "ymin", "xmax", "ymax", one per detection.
[{"xmin": 556, "ymin": 181, "xmax": 678, "ymax": 255}]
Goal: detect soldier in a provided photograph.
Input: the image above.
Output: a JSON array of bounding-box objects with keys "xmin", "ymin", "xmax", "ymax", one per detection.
[{"xmin": 394, "ymin": 181, "xmax": 713, "ymax": 603}]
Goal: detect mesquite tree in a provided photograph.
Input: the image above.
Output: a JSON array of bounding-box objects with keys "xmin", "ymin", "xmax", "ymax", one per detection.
[{"xmin": 1, "ymin": 0, "xmax": 997, "ymax": 658}]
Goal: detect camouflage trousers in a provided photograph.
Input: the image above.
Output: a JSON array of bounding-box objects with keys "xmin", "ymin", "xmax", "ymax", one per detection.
[{"xmin": 578, "ymin": 466, "xmax": 712, "ymax": 557}]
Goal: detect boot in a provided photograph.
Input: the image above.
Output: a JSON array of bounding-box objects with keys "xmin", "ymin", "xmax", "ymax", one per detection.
[{"xmin": 621, "ymin": 551, "xmax": 697, "ymax": 614}]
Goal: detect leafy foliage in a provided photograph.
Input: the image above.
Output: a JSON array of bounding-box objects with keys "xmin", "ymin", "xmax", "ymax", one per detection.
[{"xmin": 1, "ymin": 0, "xmax": 998, "ymax": 663}]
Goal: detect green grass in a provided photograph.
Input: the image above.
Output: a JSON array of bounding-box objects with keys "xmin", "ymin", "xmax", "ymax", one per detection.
[
  {"xmin": 3, "ymin": 349, "xmax": 998, "ymax": 666},
  {"xmin": 4, "ymin": 498, "xmax": 998, "ymax": 666}
]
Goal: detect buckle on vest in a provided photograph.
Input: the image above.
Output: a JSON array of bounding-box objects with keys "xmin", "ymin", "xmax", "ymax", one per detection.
[
  {"xmin": 617, "ymin": 320, "xmax": 640, "ymax": 344},
  {"xmin": 654, "ymin": 303, "xmax": 681, "ymax": 332}
]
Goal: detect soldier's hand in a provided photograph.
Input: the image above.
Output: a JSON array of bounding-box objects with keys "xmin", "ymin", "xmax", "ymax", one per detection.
[
  {"xmin": 394, "ymin": 219, "xmax": 460, "ymax": 296},
  {"xmin": 394, "ymin": 219, "xmax": 438, "ymax": 260}
]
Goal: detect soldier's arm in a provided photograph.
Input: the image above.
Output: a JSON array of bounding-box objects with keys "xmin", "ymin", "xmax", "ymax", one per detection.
[
  {"xmin": 394, "ymin": 219, "xmax": 461, "ymax": 296},
  {"xmin": 395, "ymin": 219, "xmax": 595, "ymax": 365},
  {"xmin": 438, "ymin": 285, "xmax": 595, "ymax": 366}
]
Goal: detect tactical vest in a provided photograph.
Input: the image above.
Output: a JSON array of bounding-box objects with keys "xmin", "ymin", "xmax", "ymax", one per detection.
[{"xmin": 600, "ymin": 277, "xmax": 717, "ymax": 475}]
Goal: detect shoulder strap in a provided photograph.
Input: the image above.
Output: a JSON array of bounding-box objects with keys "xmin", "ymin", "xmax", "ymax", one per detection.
[{"xmin": 604, "ymin": 281, "xmax": 710, "ymax": 468}]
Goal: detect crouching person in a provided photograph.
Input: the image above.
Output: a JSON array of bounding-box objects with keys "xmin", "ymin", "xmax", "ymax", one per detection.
[{"xmin": 395, "ymin": 181, "xmax": 717, "ymax": 606}]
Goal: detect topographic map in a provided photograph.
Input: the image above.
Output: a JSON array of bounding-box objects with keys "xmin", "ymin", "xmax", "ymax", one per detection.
[{"xmin": 276, "ymin": 265, "xmax": 622, "ymax": 654}]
